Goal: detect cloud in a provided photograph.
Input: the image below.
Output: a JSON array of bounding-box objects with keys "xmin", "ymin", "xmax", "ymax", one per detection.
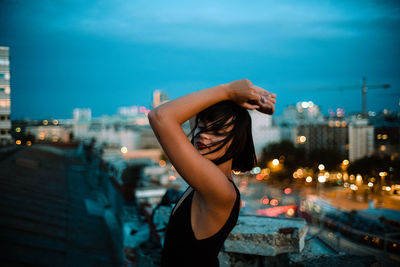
[{"xmin": 3, "ymin": 0, "xmax": 400, "ymax": 51}]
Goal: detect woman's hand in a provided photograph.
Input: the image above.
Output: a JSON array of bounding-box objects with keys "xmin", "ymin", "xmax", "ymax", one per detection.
[{"xmin": 225, "ymin": 79, "xmax": 276, "ymax": 115}]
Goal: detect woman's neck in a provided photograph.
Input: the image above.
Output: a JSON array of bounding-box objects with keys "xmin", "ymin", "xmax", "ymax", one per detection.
[{"xmin": 218, "ymin": 159, "xmax": 233, "ymax": 179}]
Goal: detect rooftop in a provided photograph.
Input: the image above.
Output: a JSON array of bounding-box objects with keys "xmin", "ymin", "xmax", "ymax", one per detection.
[{"xmin": 0, "ymin": 146, "xmax": 120, "ymax": 266}]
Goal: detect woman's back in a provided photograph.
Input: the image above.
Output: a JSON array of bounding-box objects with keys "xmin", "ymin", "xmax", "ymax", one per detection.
[{"xmin": 161, "ymin": 179, "xmax": 241, "ymax": 267}]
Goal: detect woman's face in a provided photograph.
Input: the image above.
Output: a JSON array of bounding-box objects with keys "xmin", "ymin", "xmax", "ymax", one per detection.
[{"xmin": 193, "ymin": 120, "xmax": 233, "ymax": 161}]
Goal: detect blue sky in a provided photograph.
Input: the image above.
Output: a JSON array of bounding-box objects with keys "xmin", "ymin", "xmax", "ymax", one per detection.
[{"xmin": 1, "ymin": 0, "xmax": 399, "ymax": 119}]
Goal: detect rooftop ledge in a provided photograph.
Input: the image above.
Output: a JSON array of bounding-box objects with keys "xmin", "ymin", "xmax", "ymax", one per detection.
[{"xmin": 223, "ymin": 215, "xmax": 308, "ymax": 257}]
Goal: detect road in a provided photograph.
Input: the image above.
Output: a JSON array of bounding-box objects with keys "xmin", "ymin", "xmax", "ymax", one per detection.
[{"xmin": 236, "ymin": 174, "xmax": 400, "ymax": 215}]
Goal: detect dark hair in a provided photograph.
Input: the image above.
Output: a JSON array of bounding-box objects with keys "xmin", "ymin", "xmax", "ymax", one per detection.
[{"xmin": 190, "ymin": 101, "xmax": 257, "ymax": 172}]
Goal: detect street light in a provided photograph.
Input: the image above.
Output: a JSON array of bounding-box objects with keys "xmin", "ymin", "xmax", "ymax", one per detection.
[{"xmin": 318, "ymin": 164, "xmax": 325, "ymax": 171}]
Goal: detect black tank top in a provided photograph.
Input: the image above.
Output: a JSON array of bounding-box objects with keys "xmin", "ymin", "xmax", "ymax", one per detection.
[{"xmin": 161, "ymin": 179, "xmax": 241, "ymax": 267}]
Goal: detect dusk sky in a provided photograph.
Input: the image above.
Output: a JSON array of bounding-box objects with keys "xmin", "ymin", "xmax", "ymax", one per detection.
[{"xmin": 1, "ymin": 0, "xmax": 399, "ymax": 120}]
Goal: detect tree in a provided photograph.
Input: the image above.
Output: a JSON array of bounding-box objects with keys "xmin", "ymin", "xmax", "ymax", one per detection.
[
  {"xmin": 308, "ymin": 148, "xmax": 344, "ymax": 171},
  {"xmin": 259, "ymin": 140, "xmax": 306, "ymax": 183},
  {"xmin": 348, "ymin": 155, "xmax": 400, "ymax": 183}
]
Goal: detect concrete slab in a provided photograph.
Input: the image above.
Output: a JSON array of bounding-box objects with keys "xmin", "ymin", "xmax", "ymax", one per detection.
[{"xmin": 224, "ymin": 215, "xmax": 308, "ymax": 256}]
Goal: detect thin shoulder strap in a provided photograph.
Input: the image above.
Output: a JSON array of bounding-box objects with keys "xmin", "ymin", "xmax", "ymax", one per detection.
[{"xmin": 171, "ymin": 186, "xmax": 194, "ymax": 216}]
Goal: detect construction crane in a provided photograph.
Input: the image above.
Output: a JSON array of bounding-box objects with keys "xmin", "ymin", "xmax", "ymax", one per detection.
[{"xmin": 292, "ymin": 77, "xmax": 390, "ymax": 117}]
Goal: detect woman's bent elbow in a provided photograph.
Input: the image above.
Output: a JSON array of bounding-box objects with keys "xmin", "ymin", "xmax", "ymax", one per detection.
[
  {"xmin": 148, "ymin": 109, "xmax": 165, "ymax": 130},
  {"xmin": 148, "ymin": 110, "xmax": 159, "ymax": 126}
]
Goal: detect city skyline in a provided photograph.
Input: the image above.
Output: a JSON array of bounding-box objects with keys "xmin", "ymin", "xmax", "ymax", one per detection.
[{"xmin": 1, "ymin": 0, "xmax": 399, "ymax": 120}]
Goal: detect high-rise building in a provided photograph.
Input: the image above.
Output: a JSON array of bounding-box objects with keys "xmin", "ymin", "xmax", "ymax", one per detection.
[
  {"xmin": 152, "ymin": 90, "xmax": 169, "ymax": 108},
  {"xmin": 0, "ymin": 46, "xmax": 11, "ymax": 146},
  {"xmin": 369, "ymin": 110, "xmax": 400, "ymax": 159},
  {"xmin": 73, "ymin": 108, "xmax": 92, "ymax": 121},
  {"xmin": 250, "ymin": 110, "xmax": 280, "ymax": 157},
  {"xmin": 296, "ymin": 119, "xmax": 348, "ymax": 155},
  {"xmin": 276, "ymin": 101, "xmax": 325, "ymax": 143},
  {"xmin": 348, "ymin": 117, "xmax": 374, "ymax": 162}
]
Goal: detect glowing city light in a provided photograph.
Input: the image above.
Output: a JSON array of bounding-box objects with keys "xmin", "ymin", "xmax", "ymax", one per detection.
[
  {"xmin": 284, "ymin": 188, "xmax": 292, "ymax": 194},
  {"xmin": 256, "ymin": 174, "xmax": 264, "ymax": 180},
  {"xmin": 121, "ymin": 146, "xmax": 128, "ymax": 153},
  {"xmin": 232, "ymin": 170, "xmax": 241, "ymax": 175},
  {"xmin": 53, "ymin": 120, "xmax": 58, "ymax": 125},
  {"xmin": 350, "ymin": 184, "xmax": 358, "ymax": 191},
  {"xmin": 261, "ymin": 168, "xmax": 270, "ymax": 176},
  {"xmin": 306, "ymin": 176, "xmax": 312, "ymax": 183},
  {"xmin": 43, "ymin": 120, "xmax": 48, "ymax": 125},
  {"xmin": 15, "ymin": 140, "xmax": 21, "ymax": 145},
  {"xmin": 272, "ymin": 159, "xmax": 279, "ymax": 166},
  {"xmin": 15, "ymin": 127, "xmax": 21, "ymax": 132},
  {"xmin": 26, "ymin": 141, "xmax": 32, "ymax": 146},
  {"xmin": 318, "ymin": 175, "xmax": 326, "ymax": 183},
  {"xmin": 342, "ymin": 160, "xmax": 349, "ymax": 165},
  {"xmin": 261, "ymin": 196, "xmax": 269, "ymax": 205},
  {"xmin": 252, "ymin": 166, "xmax": 261, "ymax": 174},
  {"xmin": 368, "ymin": 182, "xmax": 373, "ymax": 187},
  {"xmin": 297, "ymin": 136, "xmax": 306, "ymax": 144},
  {"xmin": 286, "ymin": 208, "xmax": 295, "ymax": 216},
  {"xmin": 318, "ymin": 164, "xmax": 325, "ymax": 171},
  {"xmin": 270, "ymin": 199, "xmax": 279, "ymax": 206},
  {"xmin": 385, "ymin": 186, "xmax": 391, "ymax": 192}
]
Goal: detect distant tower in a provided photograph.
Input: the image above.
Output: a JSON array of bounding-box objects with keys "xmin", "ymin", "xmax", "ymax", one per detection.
[
  {"xmin": 348, "ymin": 117, "xmax": 374, "ymax": 161},
  {"xmin": 73, "ymin": 108, "xmax": 92, "ymax": 121},
  {"xmin": 250, "ymin": 111, "xmax": 280, "ymax": 157},
  {"xmin": 152, "ymin": 90, "xmax": 169, "ymax": 108},
  {"xmin": 0, "ymin": 46, "xmax": 11, "ymax": 146}
]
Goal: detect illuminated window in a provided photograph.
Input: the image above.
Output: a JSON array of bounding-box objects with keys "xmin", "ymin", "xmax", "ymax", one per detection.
[
  {"xmin": 0, "ymin": 99, "xmax": 10, "ymax": 108},
  {"xmin": 0, "ymin": 73, "xmax": 10, "ymax": 80},
  {"xmin": 0, "ymin": 59, "xmax": 10, "ymax": 65}
]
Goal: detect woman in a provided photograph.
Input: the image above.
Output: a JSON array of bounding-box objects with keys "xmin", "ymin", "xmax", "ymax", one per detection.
[{"xmin": 148, "ymin": 79, "xmax": 276, "ymax": 266}]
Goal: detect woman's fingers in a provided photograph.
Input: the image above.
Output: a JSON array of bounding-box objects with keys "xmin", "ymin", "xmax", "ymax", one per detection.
[
  {"xmin": 227, "ymin": 80, "xmax": 276, "ymax": 112},
  {"xmin": 257, "ymin": 96, "xmax": 276, "ymax": 115},
  {"xmin": 242, "ymin": 102, "xmax": 260, "ymax": 110},
  {"xmin": 252, "ymin": 85, "xmax": 276, "ymax": 101}
]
